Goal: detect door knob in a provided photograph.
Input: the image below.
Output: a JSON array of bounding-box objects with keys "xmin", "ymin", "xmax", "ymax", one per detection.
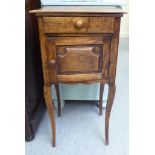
[{"xmin": 49, "ymin": 59, "xmax": 56, "ymax": 67}]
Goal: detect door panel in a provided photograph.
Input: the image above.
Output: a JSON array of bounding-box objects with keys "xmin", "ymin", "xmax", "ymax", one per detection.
[
  {"xmin": 56, "ymin": 45, "xmax": 103, "ymax": 74},
  {"xmin": 46, "ymin": 36, "xmax": 111, "ymax": 83}
]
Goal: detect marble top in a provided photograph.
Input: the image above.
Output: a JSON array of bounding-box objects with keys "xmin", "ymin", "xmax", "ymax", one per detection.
[
  {"xmin": 41, "ymin": 0, "xmax": 126, "ymax": 7},
  {"xmin": 29, "ymin": 5, "xmax": 125, "ymax": 14}
]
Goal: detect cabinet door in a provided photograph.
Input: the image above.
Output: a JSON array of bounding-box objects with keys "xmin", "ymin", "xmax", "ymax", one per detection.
[{"xmin": 46, "ymin": 36, "xmax": 111, "ymax": 83}]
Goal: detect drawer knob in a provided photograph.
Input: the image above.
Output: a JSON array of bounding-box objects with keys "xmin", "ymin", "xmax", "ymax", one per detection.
[
  {"xmin": 49, "ymin": 59, "xmax": 56, "ymax": 67},
  {"xmin": 75, "ymin": 20, "xmax": 83, "ymax": 28}
]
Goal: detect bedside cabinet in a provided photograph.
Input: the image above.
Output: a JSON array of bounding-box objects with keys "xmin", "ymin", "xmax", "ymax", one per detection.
[{"xmin": 30, "ymin": 6, "xmax": 125, "ymax": 147}]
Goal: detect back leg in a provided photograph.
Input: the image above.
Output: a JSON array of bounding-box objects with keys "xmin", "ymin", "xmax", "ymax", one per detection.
[
  {"xmin": 99, "ymin": 83, "xmax": 105, "ymax": 115},
  {"xmin": 54, "ymin": 84, "xmax": 61, "ymax": 117}
]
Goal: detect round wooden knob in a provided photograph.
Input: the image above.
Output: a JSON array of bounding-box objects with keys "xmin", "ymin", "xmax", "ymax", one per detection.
[
  {"xmin": 49, "ymin": 59, "xmax": 56, "ymax": 67},
  {"xmin": 75, "ymin": 20, "xmax": 83, "ymax": 28}
]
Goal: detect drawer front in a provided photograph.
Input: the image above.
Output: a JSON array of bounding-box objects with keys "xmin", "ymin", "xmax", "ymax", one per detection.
[
  {"xmin": 43, "ymin": 17, "xmax": 115, "ymax": 33},
  {"xmin": 43, "ymin": 17, "xmax": 88, "ymax": 33},
  {"xmin": 87, "ymin": 17, "xmax": 114, "ymax": 33}
]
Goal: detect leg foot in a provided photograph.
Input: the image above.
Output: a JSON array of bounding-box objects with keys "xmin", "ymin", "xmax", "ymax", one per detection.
[
  {"xmin": 104, "ymin": 140, "xmax": 109, "ymax": 145},
  {"xmin": 44, "ymin": 86, "xmax": 56, "ymax": 147},
  {"xmin": 99, "ymin": 83, "xmax": 104, "ymax": 116},
  {"xmin": 54, "ymin": 84, "xmax": 61, "ymax": 117},
  {"xmin": 105, "ymin": 85, "xmax": 116, "ymax": 145}
]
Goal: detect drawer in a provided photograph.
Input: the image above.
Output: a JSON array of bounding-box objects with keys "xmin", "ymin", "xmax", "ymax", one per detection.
[
  {"xmin": 43, "ymin": 17, "xmax": 115, "ymax": 33},
  {"xmin": 43, "ymin": 17, "xmax": 88, "ymax": 33}
]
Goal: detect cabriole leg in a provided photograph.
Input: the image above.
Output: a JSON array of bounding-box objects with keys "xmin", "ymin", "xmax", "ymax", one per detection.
[
  {"xmin": 44, "ymin": 86, "xmax": 56, "ymax": 147},
  {"xmin": 105, "ymin": 84, "xmax": 116, "ymax": 145}
]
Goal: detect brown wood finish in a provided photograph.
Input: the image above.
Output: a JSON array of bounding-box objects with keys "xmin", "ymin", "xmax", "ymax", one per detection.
[
  {"xmin": 43, "ymin": 17, "xmax": 114, "ymax": 33},
  {"xmin": 87, "ymin": 17, "xmax": 114, "ymax": 33},
  {"xmin": 30, "ymin": 6, "xmax": 124, "ymax": 147},
  {"xmin": 44, "ymin": 86, "xmax": 56, "ymax": 147},
  {"xmin": 57, "ymin": 73, "xmax": 102, "ymax": 83},
  {"xmin": 38, "ymin": 17, "xmax": 50, "ymax": 86},
  {"xmin": 52, "ymin": 36, "xmax": 104, "ymax": 45},
  {"xmin": 43, "ymin": 17, "xmax": 88, "ymax": 33},
  {"xmin": 105, "ymin": 85, "xmax": 116, "ymax": 145},
  {"xmin": 99, "ymin": 83, "xmax": 105, "ymax": 115},
  {"xmin": 56, "ymin": 45, "xmax": 102, "ymax": 73}
]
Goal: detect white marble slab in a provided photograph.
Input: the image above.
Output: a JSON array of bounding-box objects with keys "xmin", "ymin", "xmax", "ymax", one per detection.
[{"xmin": 41, "ymin": 0, "xmax": 126, "ymax": 7}]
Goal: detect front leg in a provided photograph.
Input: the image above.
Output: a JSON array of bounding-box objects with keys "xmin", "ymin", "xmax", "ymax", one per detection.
[
  {"xmin": 44, "ymin": 86, "xmax": 56, "ymax": 147},
  {"xmin": 105, "ymin": 84, "xmax": 116, "ymax": 145}
]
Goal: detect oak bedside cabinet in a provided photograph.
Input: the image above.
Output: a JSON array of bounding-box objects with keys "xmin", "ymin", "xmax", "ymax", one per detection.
[{"xmin": 30, "ymin": 5, "xmax": 125, "ymax": 147}]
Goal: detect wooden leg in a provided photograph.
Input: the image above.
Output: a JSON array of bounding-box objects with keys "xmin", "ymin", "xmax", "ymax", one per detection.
[
  {"xmin": 105, "ymin": 85, "xmax": 116, "ymax": 145},
  {"xmin": 99, "ymin": 83, "xmax": 104, "ymax": 116},
  {"xmin": 54, "ymin": 84, "xmax": 61, "ymax": 117},
  {"xmin": 44, "ymin": 86, "xmax": 56, "ymax": 147}
]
